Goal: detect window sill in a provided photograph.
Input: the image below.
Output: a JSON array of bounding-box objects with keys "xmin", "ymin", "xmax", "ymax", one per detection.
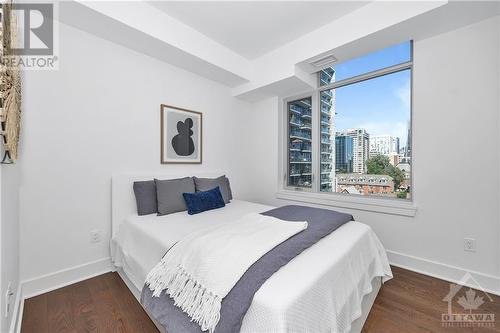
[{"xmin": 275, "ymin": 190, "xmax": 417, "ymax": 217}]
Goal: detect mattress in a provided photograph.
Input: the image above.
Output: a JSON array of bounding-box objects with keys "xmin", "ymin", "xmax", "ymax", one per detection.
[{"xmin": 111, "ymin": 200, "xmax": 392, "ymax": 333}]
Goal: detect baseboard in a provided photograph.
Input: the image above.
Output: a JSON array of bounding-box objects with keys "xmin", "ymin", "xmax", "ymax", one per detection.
[
  {"xmin": 8, "ymin": 283, "xmax": 22, "ymax": 333},
  {"xmin": 11, "ymin": 258, "xmax": 112, "ymax": 333},
  {"xmin": 387, "ymin": 250, "xmax": 500, "ymax": 296},
  {"xmin": 21, "ymin": 257, "xmax": 113, "ymax": 299}
]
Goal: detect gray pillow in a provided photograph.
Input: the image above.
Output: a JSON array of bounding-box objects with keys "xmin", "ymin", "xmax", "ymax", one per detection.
[
  {"xmin": 225, "ymin": 177, "xmax": 233, "ymax": 201},
  {"xmin": 155, "ymin": 177, "xmax": 195, "ymax": 215},
  {"xmin": 133, "ymin": 180, "xmax": 157, "ymax": 216},
  {"xmin": 193, "ymin": 175, "xmax": 232, "ymax": 204}
]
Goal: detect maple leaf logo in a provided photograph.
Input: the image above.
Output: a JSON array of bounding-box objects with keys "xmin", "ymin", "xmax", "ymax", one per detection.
[{"xmin": 457, "ymin": 288, "xmax": 484, "ymax": 313}]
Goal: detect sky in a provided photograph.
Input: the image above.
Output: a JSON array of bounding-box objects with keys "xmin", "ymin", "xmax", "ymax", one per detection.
[{"xmin": 330, "ymin": 41, "xmax": 411, "ymax": 148}]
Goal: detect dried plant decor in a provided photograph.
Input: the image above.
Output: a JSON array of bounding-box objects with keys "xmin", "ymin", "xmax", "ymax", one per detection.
[{"xmin": 0, "ymin": 0, "xmax": 21, "ymax": 163}]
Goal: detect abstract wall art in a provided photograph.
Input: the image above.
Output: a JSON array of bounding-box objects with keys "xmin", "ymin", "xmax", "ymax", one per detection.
[{"xmin": 160, "ymin": 104, "xmax": 202, "ymax": 164}]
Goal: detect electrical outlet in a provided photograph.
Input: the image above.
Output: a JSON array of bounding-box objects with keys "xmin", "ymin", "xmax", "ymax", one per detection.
[
  {"xmin": 5, "ymin": 282, "xmax": 13, "ymax": 318},
  {"xmin": 464, "ymin": 238, "xmax": 476, "ymax": 252},
  {"xmin": 90, "ymin": 229, "xmax": 101, "ymax": 243}
]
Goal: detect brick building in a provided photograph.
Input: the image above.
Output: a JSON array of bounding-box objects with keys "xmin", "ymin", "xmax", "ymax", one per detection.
[{"xmin": 336, "ymin": 173, "xmax": 394, "ymax": 195}]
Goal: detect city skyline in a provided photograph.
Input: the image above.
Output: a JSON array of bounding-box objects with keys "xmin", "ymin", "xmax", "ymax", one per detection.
[{"xmin": 335, "ymin": 129, "xmax": 405, "ymax": 155}]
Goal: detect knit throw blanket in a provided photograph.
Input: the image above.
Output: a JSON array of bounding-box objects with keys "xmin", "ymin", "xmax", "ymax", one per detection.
[{"xmin": 145, "ymin": 213, "xmax": 307, "ymax": 332}]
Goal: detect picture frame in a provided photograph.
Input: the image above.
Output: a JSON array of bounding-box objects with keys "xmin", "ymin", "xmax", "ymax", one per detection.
[{"xmin": 160, "ymin": 104, "xmax": 203, "ymax": 164}]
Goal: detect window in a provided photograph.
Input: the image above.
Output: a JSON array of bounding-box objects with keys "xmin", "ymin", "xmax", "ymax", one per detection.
[
  {"xmin": 319, "ymin": 42, "xmax": 412, "ymax": 85},
  {"xmin": 285, "ymin": 41, "xmax": 412, "ymax": 200}
]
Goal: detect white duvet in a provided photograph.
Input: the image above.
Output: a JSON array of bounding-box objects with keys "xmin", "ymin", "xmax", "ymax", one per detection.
[{"xmin": 111, "ymin": 200, "xmax": 392, "ymax": 333}]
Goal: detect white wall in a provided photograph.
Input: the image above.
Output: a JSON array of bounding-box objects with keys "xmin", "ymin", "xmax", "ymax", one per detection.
[
  {"xmin": 1, "ymin": 163, "xmax": 21, "ymax": 332},
  {"xmin": 19, "ymin": 22, "xmax": 251, "ymax": 284},
  {"xmin": 240, "ymin": 16, "xmax": 500, "ymax": 293},
  {"xmin": 15, "ymin": 5, "xmax": 500, "ymax": 302}
]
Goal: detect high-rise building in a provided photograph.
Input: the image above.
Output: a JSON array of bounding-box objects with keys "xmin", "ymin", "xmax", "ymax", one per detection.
[
  {"xmin": 399, "ymin": 122, "xmax": 412, "ymax": 164},
  {"xmin": 369, "ymin": 135, "xmax": 400, "ymax": 156},
  {"xmin": 287, "ymin": 97, "xmax": 313, "ymax": 188},
  {"xmin": 335, "ymin": 135, "xmax": 353, "ymax": 173},
  {"xmin": 404, "ymin": 121, "xmax": 411, "ymax": 163},
  {"xmin": 336, "ymin": 129, "xmax": 369, "ymax": 174},
  {"xmin": 319, "ymin": 69, "xmax": 336, "ymax": 192},
  {"xmin": 320, "ymin": 67, "xmax": 335, "ymax": 86}
]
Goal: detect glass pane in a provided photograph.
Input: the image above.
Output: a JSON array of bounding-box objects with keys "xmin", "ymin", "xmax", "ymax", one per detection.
[
  {"xmin": 319, "ymin": 67, "xmax": 335, "ymax": 87},
  {"xmin": 288, "ymin": 97, "xmax": 312, "ymax": 188},
  {"xmin": 321, "ymin": 69, "xmax": 411, "ymax": 200},
  {"xmin": 319, "ymin": 41, "xmax": 411, "ymax": 86}
]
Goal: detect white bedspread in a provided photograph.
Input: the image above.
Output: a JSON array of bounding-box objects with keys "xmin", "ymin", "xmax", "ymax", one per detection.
[{"xmin": 111, "ymin": 200, "xmax": 392, "ymax": 333}]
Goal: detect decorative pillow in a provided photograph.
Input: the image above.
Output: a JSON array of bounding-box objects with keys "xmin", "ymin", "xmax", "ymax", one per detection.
[
  {"xmin": 193, "ymin": 175, "xmax": 233, "ymax": 204},
  {"xmin": 182, "ymin": 186, "xmax": 225, "ymax": 215},
  {"xmin": 224, "ymin": 177, "xmax": 233, "ymax": 201},
  {"xmin": 133, "ymin": 180, "xmax": 157, "ymax": 216},
  {"xmin": 155, "ymin": 177, "xmax": 195, "ymax": 215}
]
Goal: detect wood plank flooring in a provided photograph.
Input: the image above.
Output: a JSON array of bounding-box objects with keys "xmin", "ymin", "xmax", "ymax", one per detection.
[
  {"xmin": 363, "ymin": 267, "xmax": 500, "ymax": 333},
  {"xmin": 21, "ymin": 272, "xmax": 158, "ymax": 333},
  {"xmin": 21, "ymin": 266, "xmax": 500, "ymax": 333}
]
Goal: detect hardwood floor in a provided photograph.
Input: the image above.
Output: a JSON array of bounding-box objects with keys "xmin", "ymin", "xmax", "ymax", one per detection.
[
  {"xmin": 21, "ymin": 272, "xmax": 158, "ymax": 333},
  {"xmin": 21, "ymin": 266, "xmax": 500, "ymax": 333},
  {"xmin": 363, "ymin": 267, "xmax": 500, "ymax": 333}
]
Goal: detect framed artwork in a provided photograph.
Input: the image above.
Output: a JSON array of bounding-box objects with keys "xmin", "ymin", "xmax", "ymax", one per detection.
[{"xmin": 161, "ymin": 104, "xmax": 202, "ymax": 164}]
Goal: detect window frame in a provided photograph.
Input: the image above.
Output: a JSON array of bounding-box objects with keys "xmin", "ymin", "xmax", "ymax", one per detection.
[{"xmin": 278, "ymin": 42, "xmax": 416, "ymax": 216}]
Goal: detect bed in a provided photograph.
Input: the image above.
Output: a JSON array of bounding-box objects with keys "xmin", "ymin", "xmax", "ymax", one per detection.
[{"xmin": 110, "ymin": 173, "xmax": 393, "ymax": 333}]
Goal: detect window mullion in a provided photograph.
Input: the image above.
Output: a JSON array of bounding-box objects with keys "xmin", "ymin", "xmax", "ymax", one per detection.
[{"xmin": 312, "ymin": 91, "xmax": 321, "ymax": 193}]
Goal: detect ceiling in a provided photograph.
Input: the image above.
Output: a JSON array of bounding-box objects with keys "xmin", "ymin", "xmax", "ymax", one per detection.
[
  {"xmin": 64, "ymin": 1, "xmax": 499, "ymax": 98},
  {"xmin": 148, "ymin": 1, "xmax": 369, "ymax": 60}
]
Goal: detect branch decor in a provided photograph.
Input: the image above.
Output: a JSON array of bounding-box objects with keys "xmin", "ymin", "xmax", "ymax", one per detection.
[{"xmin": 0, "ymin": 0, "xmax": 22, "ymax": 163}]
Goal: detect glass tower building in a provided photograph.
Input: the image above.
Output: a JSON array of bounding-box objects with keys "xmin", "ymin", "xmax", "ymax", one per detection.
[{"xmin": 335, "ymin": 135, "xmax": 354, "ymax": 173}]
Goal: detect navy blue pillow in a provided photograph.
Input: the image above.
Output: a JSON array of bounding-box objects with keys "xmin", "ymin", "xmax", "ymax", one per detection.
[{"xmin": 182, "ymin": 186, "xmax": 225, "ymax": 215}]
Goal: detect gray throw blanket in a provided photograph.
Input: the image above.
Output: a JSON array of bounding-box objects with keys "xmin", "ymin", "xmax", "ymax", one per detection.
[{"xmin": 140, "ymin": 205, "xmax": 353, "ymax": 333}]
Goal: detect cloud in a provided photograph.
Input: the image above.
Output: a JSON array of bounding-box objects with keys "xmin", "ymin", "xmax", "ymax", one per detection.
[{"xmin": 396, "ymin": 78, "xmax": 411, "ymax": 109}]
